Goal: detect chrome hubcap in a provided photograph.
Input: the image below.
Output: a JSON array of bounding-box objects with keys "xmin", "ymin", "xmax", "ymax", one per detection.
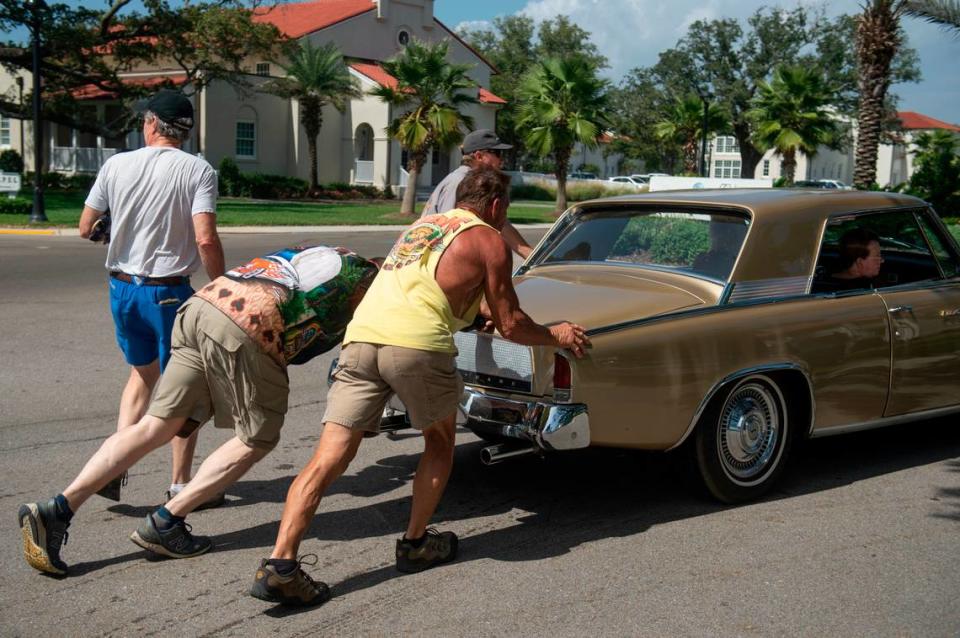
[{"xmin": 718, "ymin": 382, "xmax": 779, "ymax": 482}]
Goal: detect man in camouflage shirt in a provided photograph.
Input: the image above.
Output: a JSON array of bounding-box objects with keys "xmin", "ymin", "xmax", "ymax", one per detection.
[{"xmin": 18, "ymin": 245, "xmax": 378, "ymax": 578}]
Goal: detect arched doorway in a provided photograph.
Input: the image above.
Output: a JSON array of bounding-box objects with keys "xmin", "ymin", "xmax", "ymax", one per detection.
[{"xmin": 354, "ymin": 123, "xmax": 374, "ymax": 183}]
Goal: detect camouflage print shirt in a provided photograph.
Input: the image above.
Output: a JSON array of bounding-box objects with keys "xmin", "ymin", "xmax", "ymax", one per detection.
[{"xmin": 195, "ymin": 245, "xmax": 378, "ymax": 366}]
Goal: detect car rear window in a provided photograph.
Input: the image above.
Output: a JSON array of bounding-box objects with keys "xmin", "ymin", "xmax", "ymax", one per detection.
[{"xmin": 535, "ymin": 208, "xmax": 750, "ymax": 281}]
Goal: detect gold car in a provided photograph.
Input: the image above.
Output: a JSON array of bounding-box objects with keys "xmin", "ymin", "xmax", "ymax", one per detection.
[{"xmin": 455, "ymin": 189, "xmax": 960, "ymax": 503}]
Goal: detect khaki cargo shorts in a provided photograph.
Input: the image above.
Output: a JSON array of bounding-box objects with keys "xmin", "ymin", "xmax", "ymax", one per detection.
[
  {"xmin": 148, "ymin": 297, "xmax": 289, "ymax": 451},
  {"xmin": 323, "ymin": 342, "xmax": 463, "ymax": 432}
]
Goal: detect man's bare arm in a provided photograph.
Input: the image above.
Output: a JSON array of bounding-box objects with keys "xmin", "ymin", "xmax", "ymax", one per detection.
[
  {"xmin": 193, "ymin": 212, "xmax": 225, "ymax": 280},
  {"xmin": 482, "ymin": 237, "xmax": 589, "ymax": 357},
  {"xmin": 501, "ymin": 221, "xmax": 533, "ymax": 259},
  {"xmin": 79, "ymin": 205, "xmax": 104, "ymax": 239}
]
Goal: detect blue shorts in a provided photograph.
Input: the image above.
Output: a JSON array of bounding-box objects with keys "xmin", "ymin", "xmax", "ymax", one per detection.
[{"xmin": 109, "ymin": 277, "xmax": 194, "ymax": 370}]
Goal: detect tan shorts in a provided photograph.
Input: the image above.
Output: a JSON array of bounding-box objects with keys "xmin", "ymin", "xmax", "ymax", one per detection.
[
  {"xmin": 148, "ymin": 297, "xmax": 289, "ymax": 451},
  {"xmin": 323, "ymin": 342, "xmax": 463, "ymax": 432}
]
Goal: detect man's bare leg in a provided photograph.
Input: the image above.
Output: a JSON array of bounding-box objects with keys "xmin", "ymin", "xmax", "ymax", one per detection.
[
  {"xmin": 270, "ymin": 422, "xmax": 365, "ymax": 560},
  {"xmin": 62, "ymin": 414, "xmax": 186, "ymax": 512},
  {"xmin": 405, "ymin": 415, "xmax": 457, "ymax": 539},
  {"xmin": 115, "ymin": 361, "xmax": 198, "ymax": 488},
  {"xmin": 165, "ymin": 437, "xmax": 267, "ymax": 516}
]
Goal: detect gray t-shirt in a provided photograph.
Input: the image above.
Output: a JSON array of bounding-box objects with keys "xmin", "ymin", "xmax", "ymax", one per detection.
[
  {"xmin": 85, "ymin": 146, "xmax": 218, "ymax": 277},
  {"xmin": 421, "ymin": 165, "xmax": 470, "ymax": 217}
]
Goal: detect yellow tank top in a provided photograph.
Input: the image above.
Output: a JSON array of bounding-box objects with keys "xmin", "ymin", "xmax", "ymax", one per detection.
[{"xmin": 344, "ymin": 209, "xmax": 491, "ymax": 353}]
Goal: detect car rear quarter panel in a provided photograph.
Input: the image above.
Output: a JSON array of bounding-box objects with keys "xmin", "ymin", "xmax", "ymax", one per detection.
[{"xmin": 576, "ymin": 294, "xmax": 892, "ymax": 449}]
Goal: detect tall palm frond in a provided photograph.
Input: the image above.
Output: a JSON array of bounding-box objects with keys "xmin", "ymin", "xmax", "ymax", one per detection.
[
  {"xmin": 263, "ymin": 41, "xmax": 361, "ymax": 190},
  {"xmin": 654, "ymin": 96, "xmax": 728, "ymax": 176},
  {"xmin": 904, "ymin": 0, "xmax": 960, "ymax": 33},
  {"xmin": 516, "ymin": 56, "xmax": 610, "ymax": 212},
  {"xmin": 370, "ymin": 39, "xmax": 478, "ymax": 215},
  {"xmin": 747, "ymin": 65, "xmax": 839, "ymax": 186}
]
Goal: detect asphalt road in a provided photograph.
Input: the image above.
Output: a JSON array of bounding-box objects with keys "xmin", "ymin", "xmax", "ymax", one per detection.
[{"xmin": 1, "ymin": 231, "xmax": 959, "ymax": 637}]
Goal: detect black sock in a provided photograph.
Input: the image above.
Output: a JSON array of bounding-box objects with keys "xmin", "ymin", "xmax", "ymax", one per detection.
[
  {"xmin": 266, "ymin": 558, "xmax": 298, "ymax": 576},
  {"xmin": 404, "ymin": 533, "xmax": 426, "ymax": 548},
  {"xmin": 153, "ymin": 506, "xmax": 184, "ymax": 531},
  {"xmin": 53, "ymin": 494, "xmax": 74, "ymax": 522}
]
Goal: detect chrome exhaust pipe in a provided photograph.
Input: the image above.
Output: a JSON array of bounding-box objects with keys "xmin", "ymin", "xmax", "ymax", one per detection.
[{"xmin": 480, "ymin": 443, "xmax": 537, "ymax": 466}]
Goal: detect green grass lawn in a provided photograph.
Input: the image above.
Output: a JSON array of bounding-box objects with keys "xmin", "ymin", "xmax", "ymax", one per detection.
[{"xmin": 0, "ymin": 191, "xmax": 559, "ymax": 227}]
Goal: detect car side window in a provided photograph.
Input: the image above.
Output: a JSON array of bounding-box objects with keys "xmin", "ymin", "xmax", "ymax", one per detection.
[
  {"xmin": 812, "ymin": 210, "xmax": 940, "ymax": 294},
  {"xmin": 915, "ymin": 209, "xmax": 960, "ymax": 279}
]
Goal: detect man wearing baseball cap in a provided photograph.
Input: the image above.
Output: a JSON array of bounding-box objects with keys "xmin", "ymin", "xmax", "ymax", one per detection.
[
  {"xmin": 77, "ymin": 88, "xmax": 225, "ymax": 508},
  {"xmin": 422, "ymin": 129, "xmax": 532, "ymax": 258}
]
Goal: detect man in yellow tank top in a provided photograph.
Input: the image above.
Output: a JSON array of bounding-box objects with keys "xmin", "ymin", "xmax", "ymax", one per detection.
[{"xmin": 250, "ymin": 166, "xmax": 591, "ymax": 606}]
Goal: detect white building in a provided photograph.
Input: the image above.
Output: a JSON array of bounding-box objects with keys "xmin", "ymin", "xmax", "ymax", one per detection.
[
  {"xmin": 711, "ymin": 110, "xmax": 960, "ymax": 187},
  {"xmin": 0, "ymin": 0, "xmax": 506, "ymax": 193}
]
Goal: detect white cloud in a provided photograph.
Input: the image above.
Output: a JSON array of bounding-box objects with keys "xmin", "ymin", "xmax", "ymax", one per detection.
[{"xmin": 454, "ymin": 20, "xmax": 494, "ymax": 33}]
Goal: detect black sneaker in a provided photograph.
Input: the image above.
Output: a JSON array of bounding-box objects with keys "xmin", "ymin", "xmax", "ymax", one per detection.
[
  {"xmin": 163, "ymin": 489, "xmax": 226, "ymax": 512},
  {"xmin": 129, "ymin": 513, "xmax": 211, "ymax": 559},
  {"xmin": 96, "ymin": 471, "xmax": 128, "ymax": 502},
  {"xmin": 395, "ymin": 528, "xmax": 458, "ymax": 573},
  {"xmin": 18, "ymin": 499, "xmax": 70, "ymax": 577},
  {"xmin": 250, "ymin": 555, "xmax": 331, "ymax": 607}
]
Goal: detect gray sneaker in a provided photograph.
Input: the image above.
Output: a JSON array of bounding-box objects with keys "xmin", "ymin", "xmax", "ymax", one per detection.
[
  {"xmin": 129, "ymin": 513, "xmax": 211, "ymax": 559},
  {"xmin": 249, "ymin": 555, "xmax": 331, "ymax": 607},
  {"xmin": 18, "ymin": 499, "xmax": 69, "ymax": 576},
  {"xmin": 395, "ymin": 528, "xmax": 458, "ymax": 573}
]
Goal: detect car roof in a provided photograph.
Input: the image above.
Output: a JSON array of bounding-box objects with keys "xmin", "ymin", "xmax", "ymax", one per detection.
[{"xmin": 570, "ymin": 189, "xmax": 928, "ymax": 283}]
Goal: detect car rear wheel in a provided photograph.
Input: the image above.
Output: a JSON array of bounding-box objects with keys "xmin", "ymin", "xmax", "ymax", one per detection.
[{"xmin": 694, "ymin": 374, "xmax": 792, "ymax": 504}]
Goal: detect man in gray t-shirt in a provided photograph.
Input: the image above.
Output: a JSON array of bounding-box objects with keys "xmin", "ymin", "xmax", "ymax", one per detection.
[
  {"xmin": 79, "ymin": 89, "xmax": 225, "ymax": 506},
  {"xmin": 422, "ymin": 129, "xmax": 532, "ymax": 259}
]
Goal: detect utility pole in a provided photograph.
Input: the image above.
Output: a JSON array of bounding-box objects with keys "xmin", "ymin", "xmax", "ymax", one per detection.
[
  {"xmin": 28, "ymin": 0, "xmax": 47, "ymax": 222},
  {"xmin": 699, "ymin": 96, "xmax": 709, "ymax": 178}
]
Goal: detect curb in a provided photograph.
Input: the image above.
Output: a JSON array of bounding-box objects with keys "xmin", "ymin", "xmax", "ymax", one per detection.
[{"xmin": 0, "ymin": 223, "xmax": 556, "ymax": 237}]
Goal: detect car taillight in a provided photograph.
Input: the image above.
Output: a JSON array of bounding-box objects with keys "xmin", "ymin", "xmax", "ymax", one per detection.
[{"xmin": 554, "ymin": 353, "xmax": 571, "ymax": 402}]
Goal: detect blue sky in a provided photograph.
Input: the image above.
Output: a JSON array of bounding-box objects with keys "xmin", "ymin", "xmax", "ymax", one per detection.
[{"xmin": 434, "ymin": 0, "xmax": 960, "ymax": 125}]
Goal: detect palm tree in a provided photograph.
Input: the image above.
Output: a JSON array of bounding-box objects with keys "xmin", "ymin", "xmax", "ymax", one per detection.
[
  {"xmin": 263, "ymin": 41, "xmax": 361, "ymax": 192},
  {"xmin": 654, "ymin": 96, "xmax": 728, "ymax": 176},
  {"xmin": 854, "ymin": 0, "xmax": 907, "ymax": 189},
  {"xmin": 747, "ymin": 66, "xmax": 839, "ymax": 186},
  {"xmin": 371, "ymin": 39, "xmax": 478, "ymax": 215},
  {"xmin": 904, "ymin": 0, "xmax": 960, "ymax": 33},
  {"xmin": 516, "ymin": 56, "xmax": 610, "ymax": 213}
]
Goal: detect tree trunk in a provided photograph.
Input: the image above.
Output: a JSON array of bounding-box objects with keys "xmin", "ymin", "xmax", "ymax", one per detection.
[
  {"xmin": 555, "ymin": 147, "xmax": 573, "ymax": 214},
  {"xmin": 301, "ymin": 97, "xmax": 322, "ymax": 192},
  {"xmin": 683, "ymin": 138, "xmax": 699, "ymax": 176},
  {"xmin": 400, "ymin": 152, "xmax": 426, "ymax": 215},
  {"xmin": 734, "ymin": 122, "xmax": 764, "ymax": 178},
  {"xmin": 307, "ymin": 135, "xmax": 319, "ymax": 192},
  {"xmin": 854, "ymin": 91, "xmax": 884, "ymax": 189},
  {"xmin": 782, "ymin": 148, "xmax": 797, "ymax": 186}
]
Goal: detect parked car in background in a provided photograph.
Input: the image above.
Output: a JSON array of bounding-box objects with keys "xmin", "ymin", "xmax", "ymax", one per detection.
[
  {"xmin": 794, "ymin": 179, "xmax": 852, "ymax": 190},
  {"xmin": 608, "ymin": 176, "xmax": 645, "ymax": 189},
  {"xmin": 569, "ymin": 171, "xmax": 598, "ymax": 180},
  {"xmin": 451, "ymin": 189, "xmax": 960, "ymax": 503}
]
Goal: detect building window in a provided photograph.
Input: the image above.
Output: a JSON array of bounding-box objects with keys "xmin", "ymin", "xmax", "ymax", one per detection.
[
  {"xmin": 397, "ymin": 29, "xmax": 410, "ymax": 46},
  {"xmin": 0, "ymin": 116, "xmax": 9, "ymax": 147},
  {"xmin": 256, "ymin": 63, "xmax": 270, "ymax": 77},
  {"xmin": 762, "ymin": 159, "xmax": 770, "ymax": 177},
  {"xmin": 713, "ymin": 159, "xmax": 741, "ymax": 179},
  {"xmin": 235, "ymin": 121, "xmax": 255, "ymax": 158},
  {"xmin": 714, "ymin": 135, "xmax": 739, "ymax": 154}
]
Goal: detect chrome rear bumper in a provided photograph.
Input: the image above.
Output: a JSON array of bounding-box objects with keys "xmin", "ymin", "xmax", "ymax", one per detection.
[{"xmin": 459, "ymin": 389, "xmax": 590, "ymax": 451}]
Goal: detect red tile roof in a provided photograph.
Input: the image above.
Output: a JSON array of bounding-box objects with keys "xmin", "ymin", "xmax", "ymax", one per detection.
[
  {"xmin": 73, "ymin": 73, "xmax": 189, "ymax": 100},
  {"xmin": 350, "ymin": 62, "xmax": 505, "ymax": 105},
  {"xmin": 897, "ymin": 111, "xmax": 960, "ymax": 132},
  {"xmin": 253, "ymin": 0, "xmax": 375, "ymax": 39}
]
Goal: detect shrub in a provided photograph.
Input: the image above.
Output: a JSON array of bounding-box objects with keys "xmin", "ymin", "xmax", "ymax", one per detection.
[
  {"xmin": 218, "ymin": 157, "xmax": 242, "ymax": 196},
  {"xmin": 240, "ymin": 173, "xmax": 309, "ymax": 199},
  {"xmin": 649, "ymin": 220, "xmax": 709, "ymax": 264},
  {"xmin": 64, "ymin": 174, "xmax": 95, "ymax": 191},
  {"xmin": 511, "ymin": 183, "xmax": 554, "ymax": 201},
  {"xmin": 0, "ymin": 197, "xmax": 31, "ymax": 214},
  {"xmin": 0, "ymin": 149, "xmax": 24, "ymax": 173}
]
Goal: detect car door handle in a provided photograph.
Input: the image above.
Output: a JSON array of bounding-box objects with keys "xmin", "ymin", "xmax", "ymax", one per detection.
[
  {"xmin": 888, "ymin": 305, "xmax": 913, "ymax": 314},
  {"xmin": 940, "ymin": 308, "xmax": 960, "ymax": 319}
]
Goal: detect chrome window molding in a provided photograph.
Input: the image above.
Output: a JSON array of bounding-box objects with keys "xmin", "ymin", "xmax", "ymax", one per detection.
[
  {"xmin": 666, "ymin": 362, "xmax": 815, "ymax": 451},
  {"xmin": 725, "ymin": 276, "xmax": 813, "ymax": 303},
  {"xmin": 809, "ymin": 404, "xmax": 960, "ymax": 438}
]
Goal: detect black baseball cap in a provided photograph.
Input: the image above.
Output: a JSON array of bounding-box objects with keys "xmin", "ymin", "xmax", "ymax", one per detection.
[
  {"xmin": 462, "ymin": 129, "xmax": 512, "ymax": 154},
  {"xmin": 136, "ymin": 89, "xmax": 194, "ymax": 130}
]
